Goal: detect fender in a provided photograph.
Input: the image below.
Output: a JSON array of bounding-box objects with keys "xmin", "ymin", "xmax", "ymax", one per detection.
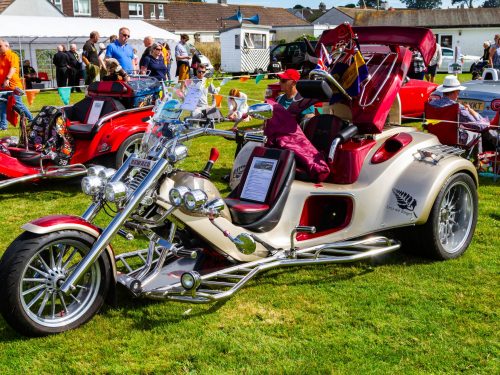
[
  {"xmin": 22, "ymin": 215, "xmax": 117, "ymax": 286},
  {"xmin": 0, "ymin": 152, "xmax": 40, "ymax": 178}
]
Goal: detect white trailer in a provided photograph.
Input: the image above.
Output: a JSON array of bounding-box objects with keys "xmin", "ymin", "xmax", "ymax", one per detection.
[{"xmin": 220, "ymin": 24, "xmax": 271, "ymax": 74}]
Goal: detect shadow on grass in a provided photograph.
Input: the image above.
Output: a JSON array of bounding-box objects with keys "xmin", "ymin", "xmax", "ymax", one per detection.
[{"xmin": 0, "ymin": 177, "xmax": 83, "ymax": 198}]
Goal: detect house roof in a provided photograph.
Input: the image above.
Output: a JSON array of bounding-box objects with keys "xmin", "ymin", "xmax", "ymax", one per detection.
[
  {"xmin": 290, "ymin": 8, "xmax": 326, "ymax": 23},
  {"xmin": 354, "ymin": 8, "xmax": 500, "ymax": 28},
  {"xmin": 146, "ymin": 2, "xmax": 309, "ymax": 32},
  {"xmin": 312, "ymin": 6, "xmax": 375, "ymax": 26},
  {"xmin": 0, "ymin": 0, "xmax": 14, "ymax": 14}
]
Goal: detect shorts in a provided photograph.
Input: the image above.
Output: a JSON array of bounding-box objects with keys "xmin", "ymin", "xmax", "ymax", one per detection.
[
  {"xmin": 178, "ymin": 63, "xmax": 189, "ymax": 81},
  {"xmin": 427, "ymin": 64, "xmax": 437, "ymax": 76}
]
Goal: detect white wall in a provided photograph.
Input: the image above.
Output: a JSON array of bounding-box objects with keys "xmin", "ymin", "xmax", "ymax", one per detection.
[
  {"xmin": 432, "ymin": 27, "xmax": 496, "ymax": 57},
  {"xmin": 220, "ymin": 28, "xmax": 241, "ymax": 73}
]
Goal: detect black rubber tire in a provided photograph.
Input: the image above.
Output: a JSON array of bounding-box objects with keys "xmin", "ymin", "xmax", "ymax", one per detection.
[
  {"xmin": 411, "ymin": 173, "xmax": 478, "ymax": 260},
  {"xmin": 0, "ymin": 230, "xmax": 112, "ymax": 336},
  {"xmin": 115, "ymin": 133, "xmax": 144, "ymax": 169}
]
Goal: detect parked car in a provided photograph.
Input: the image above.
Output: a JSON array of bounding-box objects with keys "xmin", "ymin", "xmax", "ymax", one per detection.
[
  {"xmin": 265, "ymin": 78, "xmax": 437, "ymax": 119},
  {"xmin": 432, "ymin": 68, "xmax": 500, "ymax": 120},
  {"xmin": 438, "ymin": 47, "xmax": 481, "ymax": 73},
  {"xmin": 268, "ymin": 41, "xmax": 317, "ymax": 74}
]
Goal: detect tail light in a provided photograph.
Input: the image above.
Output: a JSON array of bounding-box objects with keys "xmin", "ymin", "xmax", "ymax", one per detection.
[{"xmin": 490, "ymin": 99, "xmax": 500, "ymax": 112}]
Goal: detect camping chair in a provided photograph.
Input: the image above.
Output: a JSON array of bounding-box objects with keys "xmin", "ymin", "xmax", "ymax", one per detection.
[
  {"xmin": 37, "ymin": 72, "xmax": 52, "ymax": 87},
  {"xmin": 424, "ymin": 102, "xmax": 483, "ymax": 158}
]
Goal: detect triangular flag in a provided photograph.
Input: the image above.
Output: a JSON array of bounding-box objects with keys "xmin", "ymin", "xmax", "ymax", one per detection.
[
  {"xmin": 175, "ymin": 89, "xmax": 185, "ymax": 100},
  {"xmin": 57, "ymin": 87, "xmax": 71, "ymax": 105},
  {"xmin": 255, "ymin": 74, "xmax": 264, "ymax": 84},
  {"xmin": 219, "ymin": 77, "xmax": 231, "ymax": 87},
  {"xmin": 6, "ymin": 95, "xmax": 18, "ymax": 126},
  {"xmin": 26, "ymin": 89, "xmax": 40, "ymax": 106},
  {"xmin": 214, "ymin": 94, "xmax": 223, "ymax": 108},
  {"xmin": 204, "ymin": 78, "xmax": 213, "ymax": 88},
  {"xmin": 239, "ymin": 76, "xmax": 250, "ymax": 82},
  {"xmin": 234, "ymin": 97, "xmax": 246, "ymax": 111},
  {"xmin": 184, "ymin": 79, "xmax": 192, "ymax": 87}
]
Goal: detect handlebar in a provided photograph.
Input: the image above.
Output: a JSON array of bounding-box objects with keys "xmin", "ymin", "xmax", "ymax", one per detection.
[{"xmin": 309, "ymin": 69, "xmax": 352, "ymax": 101}]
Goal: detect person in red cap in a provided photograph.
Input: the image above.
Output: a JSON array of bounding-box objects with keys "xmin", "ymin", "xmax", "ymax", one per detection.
[{"xmin": 276, "ymin": 68, "xmax": 314, "ymax": 124}]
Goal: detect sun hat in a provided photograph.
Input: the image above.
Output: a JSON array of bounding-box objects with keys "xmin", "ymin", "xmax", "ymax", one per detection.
[
  {"xmin": 277, "ymin": 69, "xmax": 300, "ymax": 82},
  {"xmin": 99, "ymin": 43, "xmax": 106, "ymax": 50},
  {"xmin": 436, "ymin": 75, "xmax": 466, "ymax": 93}
]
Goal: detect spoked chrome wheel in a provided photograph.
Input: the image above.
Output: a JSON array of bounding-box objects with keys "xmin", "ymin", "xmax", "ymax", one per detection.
[
  {"xmin": 19, "ymin": 240, "xmax": 101, "ymax": 328},
  {"xmin": 420, "ymin": 173, "xmax": 478, "ymax": 260},
  {"xmin": 0, "ymin": 230, "xmax": 111, "ymax": 336},
  {"xmin": 437, "ymin": 180, "xmax": 475, "ymax": 254},
  {"xmin": 115, "ymin": 133, "xmax": 144, "ymax": 168}
]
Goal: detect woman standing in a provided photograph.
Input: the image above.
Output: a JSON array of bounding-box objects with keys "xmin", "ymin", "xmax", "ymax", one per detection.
[
  {"xmin": 140, "ymin": 42, "xmax": 168, "ymax": 81},
  {"xmin": 162, "ymin": 43, "xmax": 172, "ymax": 82}
]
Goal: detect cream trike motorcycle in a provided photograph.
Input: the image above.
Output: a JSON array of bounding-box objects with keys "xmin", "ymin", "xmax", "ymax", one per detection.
[{"xmin": 0, "ymin": 26, "xmax": 478, "ymax": 336}]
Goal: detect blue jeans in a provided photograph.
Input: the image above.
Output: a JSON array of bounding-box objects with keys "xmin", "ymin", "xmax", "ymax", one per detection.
[{"xmin": 0, "ymin": 94, "xmax": 33, "ymax": 129}]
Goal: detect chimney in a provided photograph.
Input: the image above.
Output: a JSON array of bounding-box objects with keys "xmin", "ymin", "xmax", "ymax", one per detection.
[{"xmin": 218, "ymin": 0, "xmax": 228, "ymax": 4}]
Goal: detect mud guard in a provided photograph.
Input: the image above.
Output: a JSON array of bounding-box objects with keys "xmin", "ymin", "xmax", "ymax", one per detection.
[{"xmin": 21, "ymin": 214, "xmax": 118, "ymax": 305}]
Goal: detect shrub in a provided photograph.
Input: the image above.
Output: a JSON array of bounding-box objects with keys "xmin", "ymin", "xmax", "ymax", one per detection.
[{"xmin": 195, "ymin": 42, "xmax": 221, "ymax": 66}]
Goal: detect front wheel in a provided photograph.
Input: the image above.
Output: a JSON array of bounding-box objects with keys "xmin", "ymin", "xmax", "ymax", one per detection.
[
  {"xmin": 115, "ymin": 133, "xmax": 143, "ymax": 168},
  {"xmin": 418, "ymin": 173, "xmax": 478, "ymax": 260},
  {"xmin": 0, "ymin": 230, "xmax": 112, "ymax": 336}
]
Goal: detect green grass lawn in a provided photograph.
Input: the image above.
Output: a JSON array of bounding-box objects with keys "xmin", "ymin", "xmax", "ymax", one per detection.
[{"xmin": 0, "ymin": 74, "xmax": 498, "ymax": 373}]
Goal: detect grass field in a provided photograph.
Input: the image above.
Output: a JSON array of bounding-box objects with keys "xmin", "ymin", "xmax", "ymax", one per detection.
[{"xmin": 0, "ymin": 74, "xmax": 498, "ymax": 374}]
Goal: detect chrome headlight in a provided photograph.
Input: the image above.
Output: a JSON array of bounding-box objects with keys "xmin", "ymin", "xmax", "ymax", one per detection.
[
  {"xmin": 168, "ymin": 145, "xmax": 188, "ymax": 163},
  {"xmin": 169, "ymin": 186, "xmax": 190, "ymax": 206},
  {"xmin": 183, "ymin": 189, "xmax": 208, "ymax": 211},
  {"xmin": 81, "ymin": 176, "xmax": 104, "ymax": 196},
  {"xmin": 87, "ymin": 165, "xmax": 106, "ymax": 177},
  {"xmin": 180, "ymin": 271, "xmax": 201, "ymax": 290},
  {"xmin": 104, "ymin": 181, "xmax": 129, "ymax": 203},
  {"xmin": 97, "ymin": 167, "xmax": 116, "ymax": 182}
]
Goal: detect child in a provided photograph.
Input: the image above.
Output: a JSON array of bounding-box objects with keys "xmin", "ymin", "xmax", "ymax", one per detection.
[{"xmin": 227, "ymin": 88, "xmax": 249, "ymax": 121}]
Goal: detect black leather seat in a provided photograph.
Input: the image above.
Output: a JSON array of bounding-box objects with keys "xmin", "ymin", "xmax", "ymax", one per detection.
[
  {"xmin": 303, "ymin": 114, "xmax": 348, "ymax": 156},
  {"xmin": 225, "ymin": 147, "xmax": 295, "ymax": 232}
]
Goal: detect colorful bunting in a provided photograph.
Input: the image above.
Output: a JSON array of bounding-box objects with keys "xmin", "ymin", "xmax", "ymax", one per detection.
[
  {"xmin": 204, "ymin": 78, "xmax": 213, "ymax": 88},
  {"xmin": 219, "ymin": 77, "xmax": 232, "ymax": 87},
  {"xmin": 234, "ymin": 97, "xmax": 246, "ymax": 111},
  {"xmin": 26, "ymin": 89, "xmax": 40, "ymax": 106},
  {"xmin": 255, "ymin": 74, "xmax": 264, "ymax": 84},
  {"xmin": 57, "ymin": 87, "xmax": 71, "ymax": 105},
  {"xmin": 214, "ymin": 94, "xmax": 223, "ymax": 108},
  {"xmin": 239, "ymin": 76, "xmax": 250, "ymax": 82}
]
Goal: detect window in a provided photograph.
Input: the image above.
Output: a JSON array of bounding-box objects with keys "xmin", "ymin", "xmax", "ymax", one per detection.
[
  {"xmin": 243, "ymin": 33, "xmax": 267, "ymax": 50},
  {"xmin": 271, "ymin": 45, "xmax": 286, "ymax": 60},
  {"xmin": 150, "ymin": 5, "xmax": 155, "ymax": 18},
  {"xmin": 235, "ymin": 34, "xmax": 240, "ymax": 50},
  {"xmin": 129, "ymin": 3, "xmax": 144, "ymax": 18},
  {"xmin": 73, "ymin": 0, "xmax": 90, "ymax": 16},
  {"xmin": 51, "ymin": 0, "xmax": 63, "ymax": 11},
  {"xmin": 441, "ymin": 35, "xmax": 452, "ymax": 48},
  {"xmin": 158, "ymin": 4, "xmax": 164, "ymax": 19},
  {"xmin": 442, "ymin": 48, "xmax": 453, "ymax": 57}
]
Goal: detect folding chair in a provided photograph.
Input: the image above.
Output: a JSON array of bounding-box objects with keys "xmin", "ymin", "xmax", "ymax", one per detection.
[{"xmin": 37, "ymin": 72, "xmax": 52, "ymax": 88}]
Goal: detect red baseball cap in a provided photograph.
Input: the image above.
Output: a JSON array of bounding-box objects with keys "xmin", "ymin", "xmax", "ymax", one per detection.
[{"xmin": 277, "ymin": 69, "xmax": 300, "ymax": 82}]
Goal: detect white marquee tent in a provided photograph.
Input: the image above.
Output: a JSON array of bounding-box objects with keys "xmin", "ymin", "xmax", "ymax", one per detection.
[{"xmin": 0, "ymin": 15, "xmax": 179, "ymax": 74}]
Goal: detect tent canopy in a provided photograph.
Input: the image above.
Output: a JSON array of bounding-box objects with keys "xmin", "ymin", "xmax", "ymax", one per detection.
[{"xmin": 0, "ymin": 15, "xmax": 179, "ymax": 44}]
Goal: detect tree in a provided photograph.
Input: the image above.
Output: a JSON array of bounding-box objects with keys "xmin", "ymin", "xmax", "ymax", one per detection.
[
  {"xmin": 357, "ymin": 0, "xmax": 378, "ymax": 7},
  {"xmin": 293, "ymin": 4, "xmax": 304, "ymax": 9},
  {"xmin": 451, "ymin": 0, "xmax": 477, "ymax": 7},
  {"xmin": 401, "ymin": 0, "xmax": 442, "ymax": 9},
  {"xmin": 344, "ymin": 3, "xmax": 356, "ymax": 7},
  {"xmin": 482, "ymin": 0, "xmax": 500, "ymax": 6},
  {"xmin": 319, "ymin": 2, "xmax": 327, "ymax": 11}
]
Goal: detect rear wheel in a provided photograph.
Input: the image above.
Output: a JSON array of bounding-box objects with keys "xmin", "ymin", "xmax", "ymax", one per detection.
[
  {"xmin": 416, "ymin": 173, "xmax": 478, "ymax": 259},
  {"xmin": 0, "ymin": 230, "xmax": 111, "ymax": 336},
  {"xmin": 115, "ymin": 133, "xmax": 143, "ymax": 168}
]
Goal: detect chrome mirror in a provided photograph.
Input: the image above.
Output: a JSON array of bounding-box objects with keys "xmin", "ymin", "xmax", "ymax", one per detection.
[
  {"xmin": 234, "ymin": 233, "xmax": 256, "ymax": 255},
  {"xmin": 247, "ymin": 103, "xmax": 273, "ymax": 120}
]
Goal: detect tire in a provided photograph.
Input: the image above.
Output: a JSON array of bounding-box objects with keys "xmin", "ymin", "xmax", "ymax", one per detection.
[
  {"xmin": 415, "ymin": 173, "xmax": 478, "ymax": 260},
  {"xmin": 0, "ymin": 230, "xmax": 112, "ymax": 336},
  {"xmin": 115, "ymin": 133, "xmax": 143, "ymax": 169}
]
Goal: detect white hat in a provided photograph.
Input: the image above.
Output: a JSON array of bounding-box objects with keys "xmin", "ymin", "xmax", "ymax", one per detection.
[
  {"xmin": 436, "ymin": 75, "xmax": 466, "ymax": 93},
  {"xmin": 99, "ymin": 43, "xmax": 106, "ymax": 50}
]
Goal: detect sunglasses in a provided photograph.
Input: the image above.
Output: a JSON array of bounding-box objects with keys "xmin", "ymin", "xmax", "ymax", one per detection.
[
  {"xmin": 197, "ymin": 70, "xmax": 206, "ymax": 74},
  {"xmin": 154, "ymin": 48, "xmax": 162, "ymax": 51},
  {"xmin": 121, "ymin": 33, "xmax": 130, "ymax": 38}
]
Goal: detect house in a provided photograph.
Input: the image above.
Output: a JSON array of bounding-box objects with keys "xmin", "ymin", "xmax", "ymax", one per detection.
[
  {"xmin": 289, "ymin": 7, "xmax": 326, "ymax": 23},
  {"xmin": 312, "ymin": 6, "xmax": 376, "ymax": 26},
  {"xmin": 353, "ymin": 8, "xmax": 500, "ymax": 56},
  {"xmin": 1, "ymin": 0, "xmax": 63, "ymax": 16}
]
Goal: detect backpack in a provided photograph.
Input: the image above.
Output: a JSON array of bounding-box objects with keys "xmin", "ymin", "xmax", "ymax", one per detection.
[{"xmin": 27, "ymin": 106, "xmax": 74, "ymax": 166}]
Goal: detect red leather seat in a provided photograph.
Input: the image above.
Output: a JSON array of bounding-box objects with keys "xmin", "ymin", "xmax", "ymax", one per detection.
[{"xmin": 225, "ymin": 147, "xmax": 295, "ymax": 232}]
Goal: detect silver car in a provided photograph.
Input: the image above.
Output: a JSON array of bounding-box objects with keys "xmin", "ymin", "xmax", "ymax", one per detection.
[
  {"xmin": 459, "ymin": 68, "xmax": 500, "ymax": 120},
  {"xmin": 438, "ymin": 47, "xmax": 481, "ymax": 73}
]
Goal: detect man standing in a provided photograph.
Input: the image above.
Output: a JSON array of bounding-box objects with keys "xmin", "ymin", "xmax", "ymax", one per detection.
[
  {"xmin": 106, "ymin": 27, "xmax": 134, "ymax": 74},
  {"xmin": 53, "ymin": 44, "xmax": 70, "ymax": 87},
  {"xmin": 82, "ymin": 31, "xmax": 102, "ymax": 84},
  {"xmin": 425, "ymin": 41, "xmax": 442, "ymax": 83},
  {"xmin": 67, "ymin": 44, "xmax": 82, "ymax": 92},
  {"xmin": 0, "ymin": 39, "xmax": 33, "ymax": 130},
  {"xmin": 140, "ymin": 36, "xmax": 154, "ymax": 68},
  {"xmin": 175, "ymin": 34, "xmax": 191, "ymax": 87}
]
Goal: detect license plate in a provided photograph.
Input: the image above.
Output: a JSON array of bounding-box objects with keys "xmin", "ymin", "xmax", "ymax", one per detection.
[
  {"xmin": 130, "ymin": 157, "xmax": 153, "ymax": 169},
  {"xmin": 272, "ymin": 64, "xmax": 280, "ymax": 68},
  {"xmin": 459, "ymin": 99, "xmax": 484, "ymax": 111}
]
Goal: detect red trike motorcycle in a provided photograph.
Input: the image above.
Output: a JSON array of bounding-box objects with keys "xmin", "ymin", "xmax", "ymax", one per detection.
[{"xmin": 0, "ymin": 77, "xmax": 161, "ymax": 190}]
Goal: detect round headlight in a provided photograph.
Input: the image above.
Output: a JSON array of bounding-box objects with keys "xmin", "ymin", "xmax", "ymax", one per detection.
[
  {"xmin": 104, "ymin": 181, "xmax": 129, "ymax": 202},
  {"xmin": 183, "ymin": 189, "xmax": 208, "ymax": 211},
  {"xmin": 97, "ymin": 167, "xmax": 116, "ymax": 182},
  {"xmin": 180, "ymin": 271, "xmax": 201, "ymax": 290},
  {"xmin": 169, "ymin": 186, "xmax": 190, "ymax": 206},
  {"xmin": 87, "ymin": 165, "xmax": 106, "ymax": 177},
  {"xmin": 81, "ymin": 176, "xmax": 104, "ymax": 196}
]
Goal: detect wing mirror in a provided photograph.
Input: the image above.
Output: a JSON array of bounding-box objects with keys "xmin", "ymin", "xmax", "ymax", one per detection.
[{"xmin": 247, "ymin": 103, "xmax": 273, "ymax": 120}]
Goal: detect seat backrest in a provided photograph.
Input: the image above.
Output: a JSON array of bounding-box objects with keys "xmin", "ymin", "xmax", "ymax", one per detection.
[
  {"xmin": 66, "ymin": 96, "xmax": 125, "ymax": 124},
  {"xmin": 303, "ymin": 114, "xmax": 347, "ymax": 155},
  {"xmin": 234, "ymin": 147, "xmax": 295, "ymax": 206},
  {"xmin": 424, "ymin": 102, "xmax": 460, "ymax": 146},
  {"xmin": 38, "ymin": 72, "xmax": 49, "ymax": 80}
]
